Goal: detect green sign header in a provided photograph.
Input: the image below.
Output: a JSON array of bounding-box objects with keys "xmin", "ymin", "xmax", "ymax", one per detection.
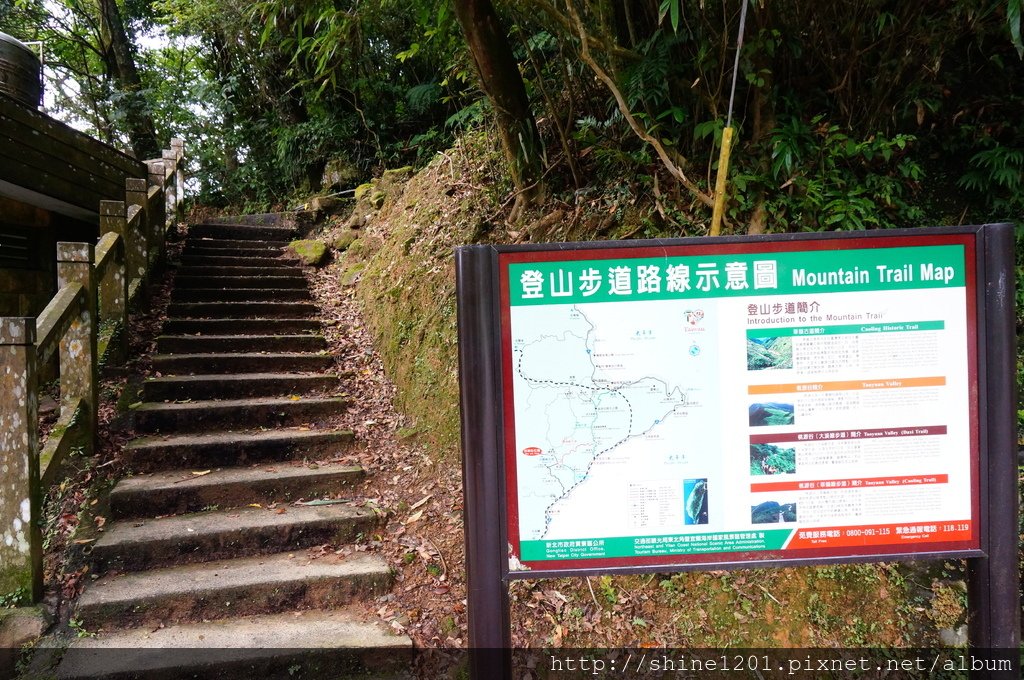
[{"xmin": 508, "ymin": 245, "xmax": 965, "ymax": 306}]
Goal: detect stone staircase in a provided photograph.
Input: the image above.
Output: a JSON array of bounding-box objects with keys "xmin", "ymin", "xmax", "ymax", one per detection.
[{"xmin": 56, "ymin": 221, "xmax": 410, "ymax": 679}]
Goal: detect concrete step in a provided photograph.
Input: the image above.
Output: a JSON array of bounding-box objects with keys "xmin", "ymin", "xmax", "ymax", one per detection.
[
  {"xmin": 124, "ymin": 428, "xmax": 355, "ymax": 472},
  {"xmin": 173, "ymin": 275, "xmax": 307, "ymax": 290},
  {"xmin": 162, "ymin": 318, "xmax": 321, "ymax": 335},
  {"xmin": 153, "ymin": 352, "xmax": 333, "ymax": 375},
  {"xmin": 133, "ymin": 396, "xmax": 349, "ymax": 433},
  {"xmin": 155, "ymin": 334, "xmax": 327, "ymax": 354},
  {"xmin": 171, "ymin": 288, "xmax": 312, "ymax": 303},
  {"xmin": 109, "ymin": 463, "xmax": 365, "ymax": 518},
  {"xmin": 76, "ymin": 551, "xmax": 391, "ymax": 630},
  {"xmin": 203, "ymin": 213, "xmax": 297, "ymax": 227},
  {"xmin": 56, "ymin": 610, "xmax": 412, "ymax": 680},
  {"xmin": 91, "ymin": 503, "xmax": 379, "ymax": 572},
  {"xmin": 166, "ymin": 301, "xmax": 319, "ymax": 318},
  {"xmin": 184, "ymin": 238, "xmax": 288, "ymax": 250},
  {"xmin": 183, "ymin": 246, "xmax": 285, "ymax": 258},
  {"xmin": 144, "ymin": 373, "xmax": 342, "ymax": 401},
  {"xmin": 188, "ymin": 223, "xmax": 297, "ymax": 241},
  {"xmin": 177, "ymin": 255, "xmax": 298, "ymax": 268},
  {"xmin": 174, "ymin": 264, "xmax": 306, "ymax": 277}
]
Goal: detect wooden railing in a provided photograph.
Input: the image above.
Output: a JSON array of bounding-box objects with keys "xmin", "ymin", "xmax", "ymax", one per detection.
[{"xmin": 0, "ymin": 139, "xmax": 184, "ymax": 603}]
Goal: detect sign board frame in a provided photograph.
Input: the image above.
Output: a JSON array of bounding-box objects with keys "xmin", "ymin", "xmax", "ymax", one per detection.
[{"xmin": 455, "ymin": 224, "xmax": 1017, "ymax": 677}]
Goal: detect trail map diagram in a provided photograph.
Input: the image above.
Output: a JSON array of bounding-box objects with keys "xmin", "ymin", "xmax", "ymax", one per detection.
[{"xmin": 510, "ymin": 301, "xmax": 719, "ymax": 542}]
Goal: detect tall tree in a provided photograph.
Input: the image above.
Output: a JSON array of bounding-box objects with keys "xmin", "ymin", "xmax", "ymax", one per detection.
[
  {"xmin": 453, "ymin": 0, "xmax": 542, "ymax": 219},
  {"xmin": 97, "ymin": 0, "xmax": 160, "ymax": 159}
]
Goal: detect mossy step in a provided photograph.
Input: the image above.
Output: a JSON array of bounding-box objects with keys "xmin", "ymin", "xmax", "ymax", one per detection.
[
  {"xmin": 133, "ymin": 396, "xmax": 349, "ymax": 434},
  {"xmin": 76, "ymin": 551, "xmax": 390, "ymax": 630},
  {"xmin": 173, "ymin": 265, "xmax": 306, "ymax": 277},
  {"xmin": 170, "ymin": 288, "xmax": 312, "ymax": 303},
  {"xmin": 188, "ymin": 223, "xmax": 297, "ymax": 241},
  {"xmin": 109, "ymin": 462, "xmax": 365, "ymax": 518},
  {"xmin": 90, "ymin": 503, "xmax": 378, "ymax": 573},
  {"xmin": 152, "ymin": 352, "xmax": 333, "ymax": 375},
  {"xmin": 173, "ymin": 275, "xmax": 308, "ymax": 290},
  {"xmin": 161, "ymin": 318, "xmax": 321, "ymax": 335},
  {"xmin": 56, "ymin": 610, "xmax": 411, "ymax": 680},
  {"xmin": 166, "ymin": 302, "xmax": 319, "ymax": 319},
  {"xmin": 143, "ymin": 372, "xmax": 342, "ymax": 400},
  {"xmin": 124, "ymin": 428, "xmax": 355, "ymax": 472},
  {"xmin": 155, "ymin": 334, "xmax": 327, "ymax": 354}
]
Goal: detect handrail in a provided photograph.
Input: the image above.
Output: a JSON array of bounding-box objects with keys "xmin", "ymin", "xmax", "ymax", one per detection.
[
  {"xmin": 34, "ymin": 282, "xmax": 85, "ymax": 366},
  {"xmin": 0, "ymin": 137, "xmax": 185, "ymax": 604},
  {"xmin": 94, "ymin": 231, "xmax": 121, "ymax": 280},
  {"xmin": 127, "ymin": 203, "xmax": 142, "ymax": 226}
]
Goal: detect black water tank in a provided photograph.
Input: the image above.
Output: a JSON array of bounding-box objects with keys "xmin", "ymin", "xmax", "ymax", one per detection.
[{"xmin": 0, "ymin": 32, "xmax": 42, "ymax": 107}]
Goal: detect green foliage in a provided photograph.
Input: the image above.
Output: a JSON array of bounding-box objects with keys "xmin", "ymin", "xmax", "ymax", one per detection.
[
  {"xmin": 725, "ymin": 115, "xmax": 924, "ymax": 231},
  {"xmin": 1010, "ymin": 0, "xmax": 1023, "ymax": 58},
  {"xmin": 0, "ymin": 586, "xmax": 29, "ymax": 609},
  {"xmin": 958, "ymin": 144, "xmax": 1024, "ymax": 215}
]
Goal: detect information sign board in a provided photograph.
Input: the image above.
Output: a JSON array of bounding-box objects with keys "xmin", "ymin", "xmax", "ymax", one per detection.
[{"xmin": 497, "ymin": 233, "xmax": 981, "ymax": 573}]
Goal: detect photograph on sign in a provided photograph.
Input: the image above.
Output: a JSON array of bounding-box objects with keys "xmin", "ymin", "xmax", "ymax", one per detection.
[{"xmin": 498, "ymin": 234, "xmax": 980, "ymax": 573}]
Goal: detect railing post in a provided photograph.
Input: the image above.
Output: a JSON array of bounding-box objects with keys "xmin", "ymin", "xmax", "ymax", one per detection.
[
  {"xmin": 161, "ymin": 148, "xmax": 178, "ymax": 227},
  {"xmin": 102, "ymin": 199, "xmax": 144, "ymax": 303},
  {"xmin": 0, "ymin": 318, "xmax": 42, "ymax": 603},
  {"xmin": 56, "ymin": 243, "xmax": 98, "ymax": 455},
  {"xmin": 171, "ymin": 138, "xmax": 185, "ymax": 222},
  {"xmin": 125, "ymin": 177, "xmax": 151, "ymax": 278},
  {"xmin": 146, "ymin": 160, "xmax": 167, "ymax": 270},
  {"xmin": 98, "ymin": 246, "xmax": 128, "ymax": 370}
]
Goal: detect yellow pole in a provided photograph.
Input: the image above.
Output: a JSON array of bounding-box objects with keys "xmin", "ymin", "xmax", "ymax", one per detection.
[{"xmin": 709, "ymin": 126, "xmax": 734, "ymax": 237}]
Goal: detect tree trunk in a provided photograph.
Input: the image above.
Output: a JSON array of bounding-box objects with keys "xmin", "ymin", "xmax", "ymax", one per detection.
[
  {"xmin": 97, "ymin": 0, "xmax": 160, "ymax": 159},
  {"xmin": 210, "ymin": 34, "xmax": 240, "ymax": 177},
  {"xmin": 453, "ymin": 0, "xmax": 542, "ymax": 217}
]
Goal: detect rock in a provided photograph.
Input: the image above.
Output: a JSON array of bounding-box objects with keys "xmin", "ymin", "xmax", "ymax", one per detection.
[
  {"xmin": 0, "ymin": 607, "xmax": 47, "ymax": 644},
  {"xmin": 309, "ymin": 196, "xmax": 343, "ymax": 214},
  {"xmin": 369, "ymin": 191, "xmax": 386, "ymax": 209},
  {"xmin": 340, "ymin": 262, "xmax": 366, "ymax": 287},
  {"xmin": 322, "ymin": 157, "xmax": 359, "ymax": 191},
  {"xmin": 354, "ymin": 183, "xmax": 375, "ymax": 201},
  {"xmin": 333, "ymin": 230, "xmax": 360, "ymax": 252},
  {"xmin": 938, "ymin": 625, "xmax": 967, "ymax": 646},
  {"xmin": 382, "ymin": 166, "xmax": 414, "ymax": 180},
  {"xmin": 39, "ymin": 394, "xmax": 58, "ymax": 416},
  {"xmin": 287, "ymin": 239, "xmax": 329, "ymax": 267}
]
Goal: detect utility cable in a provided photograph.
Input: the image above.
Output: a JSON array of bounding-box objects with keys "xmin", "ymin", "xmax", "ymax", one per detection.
[{"xmin": 710, "ymin": 0, "xmax": 750, "ymax": 236}]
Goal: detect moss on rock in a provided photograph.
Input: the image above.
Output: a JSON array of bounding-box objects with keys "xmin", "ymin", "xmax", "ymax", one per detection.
[
  {"xmin": 333, "ymin": 230, "xmax": 360, "ymax": 252},
  {"xmin": 354, "ymin": 183, "xmax": 375, "ymax": 201},
  {"xmin": 288, "ymin": 239, "xmax": 329, "ymax": 266},
  {"xmin": 369, "ymin": 191, "xmax": 387, "ymax": 210}
]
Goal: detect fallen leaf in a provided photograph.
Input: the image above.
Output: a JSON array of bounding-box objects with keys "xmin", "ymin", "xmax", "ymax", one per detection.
[
  {"xmin": 409, "ymin": 495, "xmax": 432, "ymax": 511},
  {"xmin": 192, "ymin": 470, "xmax": 211, "ymax": 477},
  {"xmin": 406, "ymin": 510, "xmax": 424, "ymax": 524}
]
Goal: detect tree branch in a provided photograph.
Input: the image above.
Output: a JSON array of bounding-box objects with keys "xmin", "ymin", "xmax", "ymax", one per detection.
[
  {"xmin": 523, "ymin": 0, "xmax": 640, "ymax": 62},
  {"xmin": 564, "ymin": 0, "xmax": 714, "ymax": 209}
]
